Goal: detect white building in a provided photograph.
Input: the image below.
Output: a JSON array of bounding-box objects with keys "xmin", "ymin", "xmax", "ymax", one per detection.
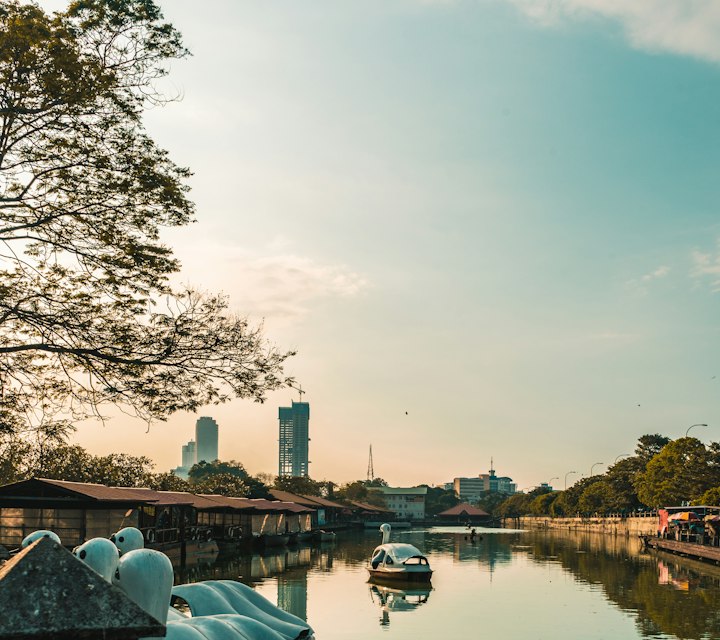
[
  {"xmin": 453, "ymin": 477, "xmax": 485, "ymax": 502},
  {"xmin": 372, "ymin": 487, "xmax": 427, "ymax": 520}
]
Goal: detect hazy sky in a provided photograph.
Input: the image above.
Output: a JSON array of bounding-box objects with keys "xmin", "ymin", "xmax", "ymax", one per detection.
[{"xmin": 61, "ymin": 0, "xmax": 720, "ymax": 490}]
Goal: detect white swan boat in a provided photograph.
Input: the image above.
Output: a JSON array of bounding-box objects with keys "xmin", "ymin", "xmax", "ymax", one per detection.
[{"xmin": 368, "ymin": 524, "xmax": 432, "ymax": 583}]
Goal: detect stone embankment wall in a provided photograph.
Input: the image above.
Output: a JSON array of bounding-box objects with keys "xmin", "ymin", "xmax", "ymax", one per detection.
[{"xmin": 517, "ymin": 515, "xmax": 657, "ymax": 536}]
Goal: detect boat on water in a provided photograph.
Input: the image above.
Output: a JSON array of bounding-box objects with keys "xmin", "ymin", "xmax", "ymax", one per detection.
[{"xmin": 368, "ymin": 524, "xmax": 432, "ymax": 583}]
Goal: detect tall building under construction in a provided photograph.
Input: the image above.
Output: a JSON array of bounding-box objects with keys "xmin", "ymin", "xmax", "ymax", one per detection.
[{"xmin": 278, "ymin": 401, "xmax": 310, "ymax": 477}]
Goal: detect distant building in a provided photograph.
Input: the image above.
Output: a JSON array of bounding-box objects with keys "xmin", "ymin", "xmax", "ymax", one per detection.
[
  {"xmin": 453, "ymin": 477, "xmax": 485, "ymax": 502},
  {"xmin": 181, "ymin": 440, "xmax": 196, "ymax": 470},
  {"xmin": 278, "ymin": 401, "xmax": 310, "ymax": 477},
  {"xmin": 173, "ymin": 417, "xmax": 218, "ymax": 479},
  {"xmin": 478, "ymin": 460, "xmax": 516, "ymax": 495},
  {"xmin": 372, "ymin": 487, "xmax": 427, "ymax": 520},
  {"xmin": 452, "ymin": 462, "xmax": 516, "ymax": 500},
  {"xmin": 195, "ymin": 416, "xmax": 219, "ymax": 464}
]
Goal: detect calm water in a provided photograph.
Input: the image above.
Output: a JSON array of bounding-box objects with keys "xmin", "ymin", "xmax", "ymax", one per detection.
[{"xmin": 175, "ymin": 527, "xmax": 720, "ymax": 639}]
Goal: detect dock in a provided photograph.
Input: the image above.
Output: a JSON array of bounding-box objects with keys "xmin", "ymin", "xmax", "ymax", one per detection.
[{"xmin": 641, "ymin": 535, "xmax": 720, "ymax": 564}]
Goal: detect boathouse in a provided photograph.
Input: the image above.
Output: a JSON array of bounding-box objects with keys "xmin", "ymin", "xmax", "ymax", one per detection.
[
  {"xmin": 0, "ymin": 478, "xmax": 155, "ymax": 549},
  {"xmin": 269, "ymin": 489, "xmax": 347, "ymax": 527}
]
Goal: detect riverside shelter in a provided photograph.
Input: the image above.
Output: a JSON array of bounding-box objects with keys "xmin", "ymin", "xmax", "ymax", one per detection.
[
  {"xmin": 436, "ymin": 503, "xmax": 491, "ymax": 525},
  {"xmin": 0, "ymin": 478, "xmax": 155, "ymax": 549}
]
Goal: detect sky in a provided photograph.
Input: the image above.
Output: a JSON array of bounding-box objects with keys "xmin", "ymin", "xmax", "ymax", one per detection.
[{"xmin": 50, "ymin": 0, "xmax": 720, "ymax": 490}]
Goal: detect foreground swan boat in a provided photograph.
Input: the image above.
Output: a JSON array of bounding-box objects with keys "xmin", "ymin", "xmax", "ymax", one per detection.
[{"xmin": 368, "ymin": 524, "xmax": 432, "ymax": 583}]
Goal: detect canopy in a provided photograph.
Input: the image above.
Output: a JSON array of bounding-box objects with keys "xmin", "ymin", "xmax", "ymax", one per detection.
[{"xmin": 668, "ymin": 511, "xmax": 700, "ymax": 522}]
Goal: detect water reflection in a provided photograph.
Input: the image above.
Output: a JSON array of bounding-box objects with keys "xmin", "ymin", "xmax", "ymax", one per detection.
[
  {"xmin": 368, "ymin": 583, "xmax": 432, "ymax": 627},
  {"xmin": 170, "ymin": 528, "xmax": 720, "ymax": 640},
  {"xmin": 522, "ymin": 531, "xmax": 720, "ymax": 640}
]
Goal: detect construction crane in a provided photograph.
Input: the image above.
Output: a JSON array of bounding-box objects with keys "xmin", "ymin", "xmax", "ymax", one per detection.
[{"xmin": 287, "ymin": 382, "xmax": 306, "ymax": 403}]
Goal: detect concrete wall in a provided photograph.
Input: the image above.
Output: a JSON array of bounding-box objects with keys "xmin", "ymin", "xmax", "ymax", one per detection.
[{"xmin": 517, "ymin": 515, "xmax": 657, "ymax": 536}]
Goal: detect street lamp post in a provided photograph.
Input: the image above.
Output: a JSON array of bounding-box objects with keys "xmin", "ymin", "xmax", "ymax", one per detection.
[
  {"xmin": 547, "ymin": 476, "xmax": 559, "ymax": 489},
  {"xmin": 614, "ymin": 454, "xmax": 630, "ymax": 463},
  {"xmin": 564, "ymin": 471, "xmax": 577, "ymax": 490},
  {"xmin": 686, "ymin": 423, "xmax": 708, "ymax": 437},
  {"xmin": 590, "ymin": 462, "xmax": 604, "ymax": 477}
]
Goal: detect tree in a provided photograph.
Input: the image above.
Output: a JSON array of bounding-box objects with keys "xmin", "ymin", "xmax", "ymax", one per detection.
[
  {"xmin": 693, "ymin": 486, "xmax": 720, "ymax": 506},
  {"xmin": 600, "ymin": 456, "xmax": 644, "ymax": 512},
  {"xmin": 0, "ymin": 0, "xmax": 292, "ymax": 437},
  {"xmin": 148, "ymin": 471, "xmax": 190, "ymax": 492},
  {"xmin": 496, "ymin": 492, "xmax": 534, "ymax": 517},
  {"xmin": 192, "ymin": 473, "xmax": 249, "ymax": 497},
  {"xmin": 635, "ymin": 434, "xmax": 672, "ymax": 462},
  {"xmin": 421, "ymin": 485, "xmax": 460, "ymax": 516},
  {"xmin": 552, "ymin": 477, "xmax": 602, "ymax": 516},
  {"xmin": 188, "ymin": 460, "xmax": 248, "ymax": 484},
  {"xmin": 273, "ymin": 475, "xmax": 323, "ymax": 497},
  {"xmin": 335, "ymin": 480, "xmax": 387, "ymax": 507},
  {"xmin": 477, "ymin": 491, "xmax": 513, "ymax": 516},
  {"xmin": 530, "ymin": 492, "xmax": 559, "ymax": 516},
  {"xmin": 635, "ymin": 437, "xmax": 720, "ymax": 506}
]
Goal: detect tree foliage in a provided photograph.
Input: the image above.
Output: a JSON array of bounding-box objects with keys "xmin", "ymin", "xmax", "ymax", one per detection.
[
  {"xmin": 273, "ymin": 475, "xmax": 323, "ymax": 497},
  {"xmin": 0, "ymin": 439, "xmax": 155, "ymax": 486},
  {"xmin": 421, "ymin": 485, "xmax": 460, "ymax": 516},
  {"xmin": 635, "ymin": 437, "xmax": 720, "ymax": 506},
  {"xmin": 635, "ymin": 434, "xmax": 672, "ymax": 462},
  {"xmin": 0, "ymin": 0, "xmax": 292, "ymax": 436},
  {"xmin": 187, "ymin": 459, "xmax": 270, "ymax": 498}
]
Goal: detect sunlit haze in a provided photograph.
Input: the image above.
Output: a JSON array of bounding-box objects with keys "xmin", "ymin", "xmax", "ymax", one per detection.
[{"xmin": 45, "ymin": 0, "xmax": 720, "ymax": 490}]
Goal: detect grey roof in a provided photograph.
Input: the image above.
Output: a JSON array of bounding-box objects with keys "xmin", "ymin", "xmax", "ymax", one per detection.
[{"xmin": 0, "ymin": 537, "xmax": 165, "ymax": 639}]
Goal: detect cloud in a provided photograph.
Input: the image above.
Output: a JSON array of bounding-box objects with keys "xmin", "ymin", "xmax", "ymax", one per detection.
[
  {"xmin": 506, "ymin": 0, "xmax": 720, "ymax": 63},
  {"xmin": 692, "ymin": 244, "xmax": 720, "ymax": 291},
  {"xmin": 175, "ymin": 241, "xmax": 369, "ymax": 321},
  {"xmin": 641, "ymin": 265, "xmax": 670, "ymax": 282},
  {"xmin": 625, "ymin": 264, "xmax": 670, "ymax": 294}
]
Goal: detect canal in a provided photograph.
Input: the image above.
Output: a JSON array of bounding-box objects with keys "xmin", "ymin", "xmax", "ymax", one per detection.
[{"xmin": 175, "ymin": 526, "xmax": 720, "ymax": 639}]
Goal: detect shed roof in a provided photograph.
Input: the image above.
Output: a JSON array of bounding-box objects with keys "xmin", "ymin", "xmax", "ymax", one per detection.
[
  {"xmin": 0, "ymin": 478, "xmax": 156, "ymax": 503},
  {"xmin": 268, "ymin": 489, "xmax": 319, "ymax": 507},
  {"xmin": 436, "ymin": 503, "xmax": 490, "ymax": 517},
  {"xmin": 349, "ymin": 500, "xmax": 392, "ymax": 513},
  {"xmin": 198, "ymin": 495, "xmax": 259, "ymax": 511}
]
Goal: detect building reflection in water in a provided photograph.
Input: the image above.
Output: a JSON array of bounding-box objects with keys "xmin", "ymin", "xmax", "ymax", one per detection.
[
  {"xmin": 278, "ymin": 572, "xmax": 308, "ymax": 621},
  {"xmin": 368, "ymin": 582, "xmax": 431, "ymax": 627}
]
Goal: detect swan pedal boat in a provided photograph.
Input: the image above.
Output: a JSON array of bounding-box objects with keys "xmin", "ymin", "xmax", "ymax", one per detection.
[{"xmin": 368, "ymin": 542, "xmax": 433, "ymax": 583}]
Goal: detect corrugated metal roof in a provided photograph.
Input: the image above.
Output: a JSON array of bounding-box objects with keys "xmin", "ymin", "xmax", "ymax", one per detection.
[
  {"xmin": 31, "ymin": 479, "xmax": 156, "ymax": 503},
  {"xmin": 197, "ymin": 495, "xmax": 259, "ymax": 511},
  {"xmin": 349, "ymin": 500, "xmax": 392, "ymax": 513},
  {"xmin": 300, "ymin": 494, "xmax": 346, "ymax": 509},
  {"xmin": 268, "ymin": 489, "xmax": 318, "ymax": 507},
  {"xmin": 105, "ymin": 487, "xmax": 191, "ymax": 506},
  {"xmin": 272, "ymin": 501, "xmax": 314, "ymax": 514}
]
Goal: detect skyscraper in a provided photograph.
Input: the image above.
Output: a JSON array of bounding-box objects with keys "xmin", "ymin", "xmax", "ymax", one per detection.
[
  {"xmin": 181, "ymin": 440, "xmax": 196, "ymax": 470},
  {"xmin": 278, "ymin": 401, "xmax": 310, "ymax": 477},
  {"xmin": 195, "ymin": 416, "xmax": 219, "ymax": 464}
]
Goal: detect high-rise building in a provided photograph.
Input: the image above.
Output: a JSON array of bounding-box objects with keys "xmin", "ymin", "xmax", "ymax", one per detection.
[
  {"xmin": 173, "ymin": 417, "xmax": 218, "ymax": 479},
  {"xmin": 195, "ymin": 416, "xmax": 219, "ymax": 464},
  {"xmin": 181, "ymin": 440, "xmax": 196, "ymax": 469},
  {"xmin": 278, "ymin": 401, "xmax": 310, "ymax": 477}
]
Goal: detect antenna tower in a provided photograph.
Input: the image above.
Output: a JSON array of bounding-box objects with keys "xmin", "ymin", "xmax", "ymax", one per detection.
[{"xmin": 367, "ymin": 444, "xmax": 374, "ymax": 482}]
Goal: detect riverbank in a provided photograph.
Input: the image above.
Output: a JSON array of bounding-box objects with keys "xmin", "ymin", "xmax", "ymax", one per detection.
[{"xmin": 517, "ymin": 515, "xmax": 657, "ymax": 536}]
